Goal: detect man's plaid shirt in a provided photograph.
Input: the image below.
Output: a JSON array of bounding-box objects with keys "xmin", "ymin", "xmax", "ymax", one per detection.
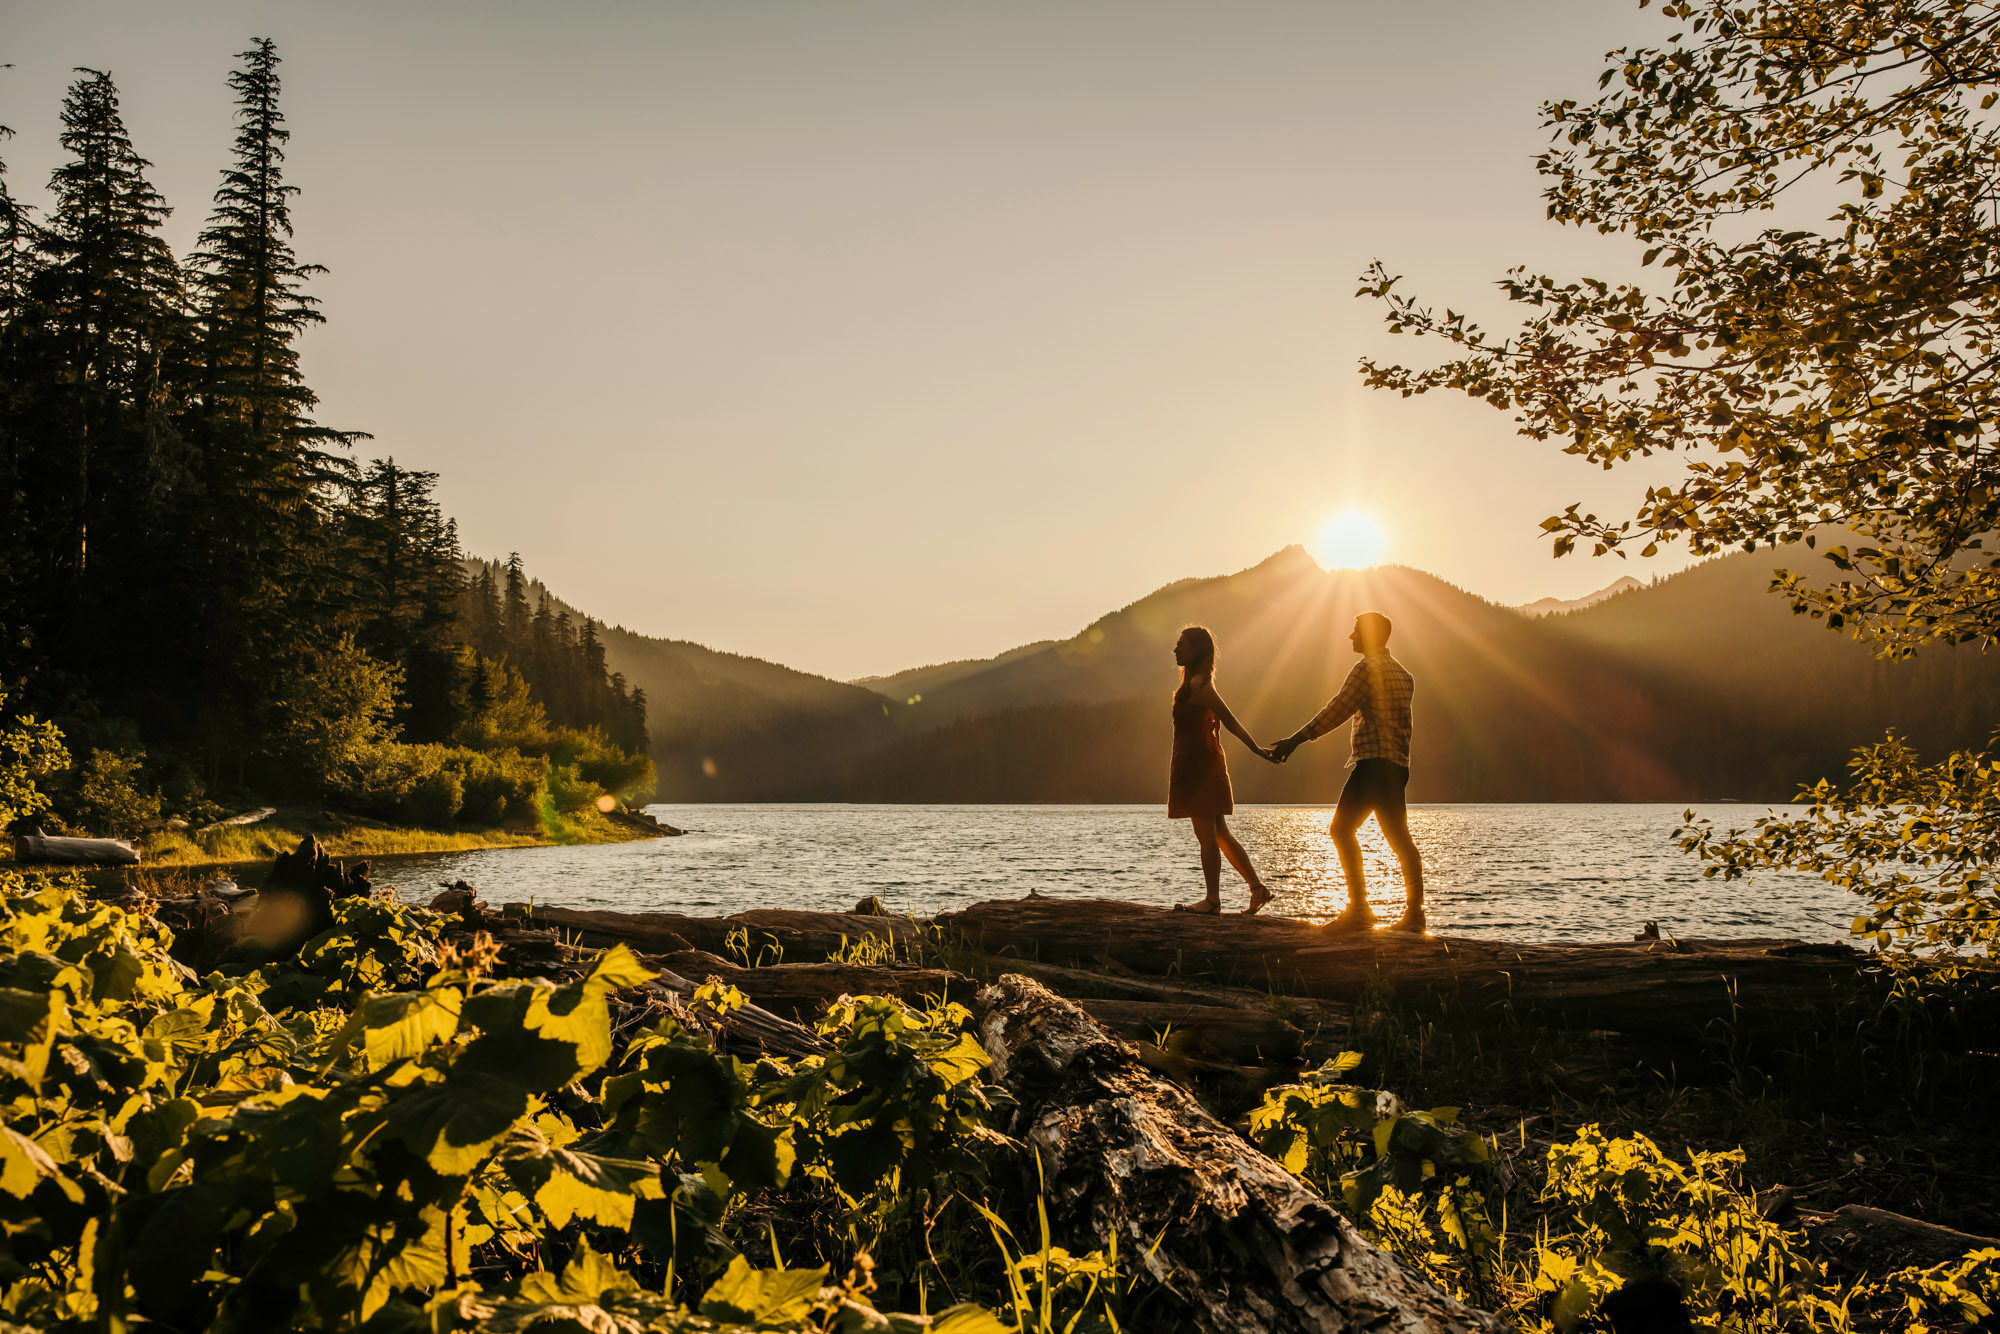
[{"xmin": 1300, "ymin": 650, "xmax": 1414, "ymax": 767}]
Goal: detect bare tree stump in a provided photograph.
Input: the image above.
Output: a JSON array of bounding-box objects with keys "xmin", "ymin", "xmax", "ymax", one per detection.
[{"xmin": 977, "ymin": 974, "xmax": 1503, "ymax": 1334}]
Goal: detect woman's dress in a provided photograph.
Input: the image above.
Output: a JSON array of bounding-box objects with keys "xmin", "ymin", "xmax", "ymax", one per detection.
[{"xmin": 1168, "ymin": 685, "xmax": 1234, "ymax": 818}]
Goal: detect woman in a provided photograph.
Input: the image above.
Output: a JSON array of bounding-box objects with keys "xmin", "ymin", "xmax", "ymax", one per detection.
[{"xmin": 1169, "ymin": 624, "xmax": 1275, "ymax": 915}]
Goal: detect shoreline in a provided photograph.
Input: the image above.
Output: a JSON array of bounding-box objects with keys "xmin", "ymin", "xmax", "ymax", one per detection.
[{"xmin": 3, "ymin": 805, "xmax": 673, "ymax": 879}]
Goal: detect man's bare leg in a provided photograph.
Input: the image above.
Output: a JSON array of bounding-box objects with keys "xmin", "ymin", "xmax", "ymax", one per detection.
[
  {"xmin": 1379, "ymin": 808, "xmax": 1426, "ymax": 932},
  {"xmin": 1326, "ymin": 807, "xmax": 1374, "ymax": 932}
]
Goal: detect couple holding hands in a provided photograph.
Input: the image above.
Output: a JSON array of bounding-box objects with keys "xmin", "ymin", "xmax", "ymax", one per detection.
[{"xmin": 1168, "ymin": 612, "xmax": 1426, "ymax": 934}]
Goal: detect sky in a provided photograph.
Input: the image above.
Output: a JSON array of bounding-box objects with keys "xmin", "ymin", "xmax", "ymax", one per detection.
[{"xmin": 1, "ymin": 1, "xmax": 1701, "ymax": 681}]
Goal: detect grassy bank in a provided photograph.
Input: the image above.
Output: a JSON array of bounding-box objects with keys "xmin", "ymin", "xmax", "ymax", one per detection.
[{"xmin": 3, "ymin": 803, "xmax": 669, "ymax": 876}]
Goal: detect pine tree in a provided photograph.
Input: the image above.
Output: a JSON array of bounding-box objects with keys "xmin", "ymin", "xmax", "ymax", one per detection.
[
  {"xmin": 501, "ymin": 553, "xmax": 530, "ymax": 650},
  {"xmin": 19, "ymin": 69, "xmax": 188, "ymax": 597},
  {"xmin": 6, "ymin": 69, "xmax": 195, "ymax": 718},
  {"xmin": 0, "ymin": 125, "xmax": 36, "ymax": 672},
  {"xmin": 341, "ymin": 458, "xmax": 464, "ymax": 739},
  {"xmin": 185, "ymin": 39, "xmax": 360, "ymax": 776}
]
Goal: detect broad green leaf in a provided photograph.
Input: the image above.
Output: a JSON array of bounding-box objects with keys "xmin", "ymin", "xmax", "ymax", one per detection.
[{"xmin": 700, "ymin": 1255, "xmax": 827, "ymax": 1325}]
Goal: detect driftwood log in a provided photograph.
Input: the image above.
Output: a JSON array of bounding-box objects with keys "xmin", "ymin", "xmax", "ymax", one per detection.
[
  {"xmin": 503, "ymin": 903, "xmax": 922, "ymax": 962},
  {"xmin": 13, "ymin": 831, "xmax": 140, "ymax": 865},
  {"xmin": 1806, "ymin": 1204, "xmax": 2000, "ymax": 1275},
  {"xmin": 641, "ymin": 952, "xmax": 1306, "ymax": 1066},
  {"xmin": 942, "ymin": 896, "xmax": 1865, "ymax": 1041},
  {"xmin": 196, "ymin": 806, "xmax": 277, "ymax": 833},
  {"xmin": 978, "ymin": 974, "xmax": 1501, "ymax": 1334}
]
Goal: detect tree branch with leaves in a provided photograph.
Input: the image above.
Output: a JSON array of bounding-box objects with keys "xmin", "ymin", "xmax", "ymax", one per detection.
[{"xmin": 1360, "ymin": 0, "xmax": 2000, "ymax": 956}]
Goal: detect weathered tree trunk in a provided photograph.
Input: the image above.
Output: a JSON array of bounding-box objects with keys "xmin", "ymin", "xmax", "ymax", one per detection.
[
  {"xmin": 12, "ymin": 831, "xmax": 139, "ymax": 865},
  {"xmin": 501, "ymin": 903, "xmax": 921, "ymax": 962},
  {"xmin": 196, "ymin": 806, "xmax": 276, "ymax": 832},
  {"xmin": 977, "ymin": 974, "xmax": 1503, "ymax": 1334},
  {"xmin": 943, "ymin": 896, "xmax": 1864, "ymax": 1041},
  {"xmin": 645, "ymin": 952, "xmax": 1304, "ymax": 1064}
]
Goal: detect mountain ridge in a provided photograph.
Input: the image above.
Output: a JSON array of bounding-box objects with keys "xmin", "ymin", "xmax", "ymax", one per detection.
[{"xmin": 491, "ymin": 547, "xmax": 2000, "ymax": 804}]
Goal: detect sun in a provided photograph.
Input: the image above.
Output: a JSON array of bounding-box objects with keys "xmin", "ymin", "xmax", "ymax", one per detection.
[{"xmin": 1312, "ymin": 510, "xmax": 1387, "ymax": 570}]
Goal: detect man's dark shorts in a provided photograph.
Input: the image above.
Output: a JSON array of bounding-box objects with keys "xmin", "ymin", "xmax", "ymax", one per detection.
[{"xmin": 1335, "ymin": 758, "xmax": 1409, "ymax": 825}]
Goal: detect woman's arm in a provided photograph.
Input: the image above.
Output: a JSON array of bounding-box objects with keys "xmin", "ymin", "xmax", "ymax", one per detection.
[{"xmin": 1202, "ymin": 681, "xmax": 1273, "ymax": 759}]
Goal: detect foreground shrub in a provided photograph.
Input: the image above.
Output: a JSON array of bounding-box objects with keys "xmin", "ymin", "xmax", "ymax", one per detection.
[
  {"xmin": 0, "ymin": 871, "xmax": 1039, "ymax": 1329},
  {"xmin": 337, "ymin": 740, "xmax": 547, "ymax": 827}
]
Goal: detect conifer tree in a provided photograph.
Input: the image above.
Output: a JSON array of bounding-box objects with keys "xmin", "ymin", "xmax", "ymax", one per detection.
[
  {"xmin": 341, "ymin": 458, "xmax": 464, "ymax": 739},
  {"xmin": 185, "ymin": 39, "xmax": 359, "ymax": 776},
  {"xmin": 502, "ymin": 553, "xmax": 530, "ymax": 649},
  {"xmin": 19, "ymin": 70, "xmax": 188, "ymax": 598}
]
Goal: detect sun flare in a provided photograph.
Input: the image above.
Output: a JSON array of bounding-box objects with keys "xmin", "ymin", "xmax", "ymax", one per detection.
[{"xmin": 1312, "ymin": 510, "xmax": 1387, "ymax": 570}]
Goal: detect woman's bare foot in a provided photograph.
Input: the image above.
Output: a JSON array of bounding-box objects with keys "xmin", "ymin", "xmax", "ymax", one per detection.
[
  {"xmin": 1387, "ymin": 906, "xmax": 1427, "ymax": 934},
  {"xmin": 1175, "ymin": 898, "xmax": 1221, "ymax": 915},
  {"xmin": 1241, "ymin": 884, "xmax": 1273, "ymax": 915}
]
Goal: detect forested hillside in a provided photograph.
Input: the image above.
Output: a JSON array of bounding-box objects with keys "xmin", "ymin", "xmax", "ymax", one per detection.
[
  {"xmin": 466, "ymin": 559, "xmax": 891, "ymax": 801},
  {"xmin": 641, "ymin": 546, "xmax": 2000, "ymax": 804},
  {"xmin": 0, "ymin": 48, "xmax": 651, "ymax": 836}
]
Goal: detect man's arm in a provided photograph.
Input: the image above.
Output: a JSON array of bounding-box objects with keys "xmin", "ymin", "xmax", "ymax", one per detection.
[{"xmin": 1271, "ymin": 664, "xmax": 1365, "ymax": 762}]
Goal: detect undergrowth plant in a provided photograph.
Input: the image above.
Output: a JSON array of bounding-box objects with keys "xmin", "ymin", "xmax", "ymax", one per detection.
[{"xmin": 0, "ymin": 870, "xmax": 1077, "ymax": 1331}]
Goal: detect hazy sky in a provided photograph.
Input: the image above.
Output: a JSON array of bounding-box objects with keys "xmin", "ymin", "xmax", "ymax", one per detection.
[{"xmin": 2, "ymin": 1, "xmax": 1698, "ymax": 680}]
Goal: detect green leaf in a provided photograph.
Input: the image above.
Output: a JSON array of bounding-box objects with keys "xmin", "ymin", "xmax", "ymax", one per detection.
[
  {"xmin": 496, "ymin": 1124, "xmax": 663, "ymax": 1229},
  {"xmin": 0, "ymin": 1123, "xmax": 59, "ymax": 1198},
  {"xmin": 700, "ymin": 1256, "xmax": 828, "ymax": 1325}
]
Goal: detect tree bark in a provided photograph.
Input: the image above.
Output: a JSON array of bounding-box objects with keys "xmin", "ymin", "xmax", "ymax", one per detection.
[
  {"xmin": 942, "ymin": 896, "xmax": 1864, "ymax": 1040},
  {"xmin": 11, "ymin": 832, "xmax": 139, "ymax": 865},
  {"xmin": 500, "ymin": 903, "xmax": 921, "ymax": 963},
  {"xmin": 977, "ymin": 973, "xmax": 1504, "ymax": 1334}
]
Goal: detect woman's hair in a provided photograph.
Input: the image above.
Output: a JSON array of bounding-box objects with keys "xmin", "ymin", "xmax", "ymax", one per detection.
[{"xmin": 1178, "ymin": 624, "xmax": 1216, "ymax": 686}]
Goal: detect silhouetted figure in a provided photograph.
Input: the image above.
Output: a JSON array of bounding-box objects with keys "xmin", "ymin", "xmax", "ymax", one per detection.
[
  {"xmin": 1272, "ymin": 611, "xmax": 1425, "ymax": 933},
  {"xmin": 1168, "ymin": 625, "xmax": 1276, "ymax": 915}
]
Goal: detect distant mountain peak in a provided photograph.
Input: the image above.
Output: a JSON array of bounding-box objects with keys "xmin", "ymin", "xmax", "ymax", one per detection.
[{"xmin": 1518, "ymin": 575, "xmax": 1643, "ymax": 618}]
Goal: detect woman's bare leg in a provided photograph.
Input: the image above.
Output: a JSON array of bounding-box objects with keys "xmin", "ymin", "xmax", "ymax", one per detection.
[
  {"xmin": 1214, "ymin": 815, "xmax": 1272, "ymax": 914},
  {"xmin": 1179, "ymin": 816, "xmax": 1223, "ymax": 912}
]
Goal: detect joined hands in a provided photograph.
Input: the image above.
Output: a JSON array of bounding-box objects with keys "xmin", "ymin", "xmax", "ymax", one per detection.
[{"xmin": 1268, "ymin": 736, "xmax": 1301, "ymax": 764}]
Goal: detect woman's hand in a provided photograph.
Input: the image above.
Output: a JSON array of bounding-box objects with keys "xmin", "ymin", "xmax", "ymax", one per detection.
[{"xmin": 1253, "ymin": 744, "xmax": 1278, "ymax": 763}]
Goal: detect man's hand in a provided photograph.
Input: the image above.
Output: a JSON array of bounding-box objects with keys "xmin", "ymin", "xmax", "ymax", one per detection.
[{"xmin": 1271, "ymin": 736, "xmax": 1302, "ymax": 764}]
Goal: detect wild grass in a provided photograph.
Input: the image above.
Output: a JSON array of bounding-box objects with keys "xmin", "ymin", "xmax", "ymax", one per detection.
[
  {"xmin": 1337, "ymin": 966, "xmax": 2000, "ymax": 1238},
  {"xmin": 107, "ymin": 806, "xmax": 656, "ymax": 870}
]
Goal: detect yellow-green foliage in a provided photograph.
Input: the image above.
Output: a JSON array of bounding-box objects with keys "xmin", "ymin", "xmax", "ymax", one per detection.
[
  {"xmin": 337, "ymin": 740, "xmax": 548, "ymax": 827},
  {"xmin": 0, "ymin": 692, "xmax": 68, "ymax": 830},
  {"xmin": 1246, "ymin": 1065, "xmax": 2000, "ymax": 1333},
  {"xmin": 132, "ymin": 821, "xmax": 552, "ymax": 868},
  {"xmin": 0, "ymin": 871, "xmax": 1076, "ymax": 1330}
]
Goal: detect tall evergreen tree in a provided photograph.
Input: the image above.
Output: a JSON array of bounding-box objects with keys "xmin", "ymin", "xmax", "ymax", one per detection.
[
  {"xmin": 501, "ymin": 553, "xmax": 530, "ymax": 647},
  {"xmin": 341, "ymin": 458, "xmax": 464, "ymax": 739},
  {"xmin": 10, "ymin": 70, "xmax": 192, "ymax": 698},
  {"xmin": 0, "ymin": 124, "xmax": 35, "ymax": 668},
  {"xmin": 185, "ymin": 39, "xmax": 359, "ymax": 776}
]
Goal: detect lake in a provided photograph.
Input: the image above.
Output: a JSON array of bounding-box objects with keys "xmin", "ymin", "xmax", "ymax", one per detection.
[{"xmin": 370, "ymin": 803, "xmax": 1858, "ymax": 944}]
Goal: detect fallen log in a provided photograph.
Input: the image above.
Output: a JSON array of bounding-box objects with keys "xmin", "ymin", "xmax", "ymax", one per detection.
[
  {"xmin": 197, "ymin": 806, "xmax": 277, "ymax": 833},
  {"xmin": 644, "ymin": 953, "xmax": 1302, "ymax": 1064},
  {"xmin": 1806, "ymin": 1204, "xmax": 2000, "ymax": 1275},
  {"xmin": 503, "ymin": 903, "xmax": 923, "ymax": 963},
  {"xmin": 651, "ymin": 953, "xmax": 975, "ymax": 1021},
  {"xmin": 12, "ymin": 830, "xmax": 140, "ymax": 865},
  {"xmin": 977, "ymin": 973, "xmax": 1501, "ymax": 1334},
  {"xmin": 941, "ymin": 896, "xmax": 1865, "ymax": 1041}
]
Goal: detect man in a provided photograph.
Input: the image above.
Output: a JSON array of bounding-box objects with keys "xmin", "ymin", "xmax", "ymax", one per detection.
[{"xmin": 1271, "ymin": 611, "xmax": 1424, "ymax": 934}]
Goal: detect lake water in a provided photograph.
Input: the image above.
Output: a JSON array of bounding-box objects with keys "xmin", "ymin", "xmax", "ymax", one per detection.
[{"xmin": 370, "ymin": 803, "xmax": 1859, "ymax": 944}]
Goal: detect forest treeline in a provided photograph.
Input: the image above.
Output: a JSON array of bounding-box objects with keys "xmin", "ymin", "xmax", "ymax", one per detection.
[{"xmin": 0, "ymin": 45, "xmax": 651, "ymax": 835}]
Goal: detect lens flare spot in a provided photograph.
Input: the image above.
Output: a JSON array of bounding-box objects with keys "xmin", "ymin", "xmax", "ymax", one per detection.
[{"xmin": 595, "ymin": 794, "xmax": 617, "ymax": 813}]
